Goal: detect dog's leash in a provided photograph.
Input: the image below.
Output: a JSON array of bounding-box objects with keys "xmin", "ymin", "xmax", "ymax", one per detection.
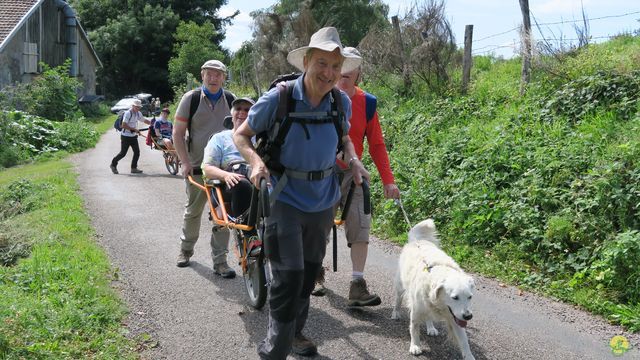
[{"xmin": 395, "ymin": 198, "xmax": 412, "ymax": 228}]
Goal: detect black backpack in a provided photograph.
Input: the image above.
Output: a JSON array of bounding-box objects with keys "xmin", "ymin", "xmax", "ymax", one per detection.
[
  {"xmin": 255, "ymin": 74, "xmax": 347, "ymax": 176},
  {"xmin": 186, "ymin": 88, "xmax": 235, "ymax": 152}
]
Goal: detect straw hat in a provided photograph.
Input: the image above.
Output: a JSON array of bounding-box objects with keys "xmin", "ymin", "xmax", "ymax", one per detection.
[{"xmin": 286, "ymin": 27, "xmax": 362, "ymax": 73}]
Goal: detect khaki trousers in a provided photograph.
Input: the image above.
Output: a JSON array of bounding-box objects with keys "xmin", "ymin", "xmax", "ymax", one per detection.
[{"xmin": 179, "ymin": 177, "xmax": 230, "ymax": 265}]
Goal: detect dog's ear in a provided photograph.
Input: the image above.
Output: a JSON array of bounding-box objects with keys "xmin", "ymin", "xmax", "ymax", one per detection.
[{"xmin": 429, "ymin": 280, "xmax": 444, "ymax": 303}]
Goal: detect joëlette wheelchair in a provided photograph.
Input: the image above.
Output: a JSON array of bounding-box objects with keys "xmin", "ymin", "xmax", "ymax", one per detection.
[
  {"xmin": 145, "ymin": 125, "xmax": 181, "ymax": 175},
  {"xmin": 188, "ymin": 167, "xmax": 270, "ymax": 309}
]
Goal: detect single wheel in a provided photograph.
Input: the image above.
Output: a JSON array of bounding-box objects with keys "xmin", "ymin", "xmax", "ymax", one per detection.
[
  {"xmin": 165, "ymin": 152, "xmax": 179, "ymax": 175},
  {"xmin": 243, "ymin": 251, "xmax": 267, "ymax": 309}
]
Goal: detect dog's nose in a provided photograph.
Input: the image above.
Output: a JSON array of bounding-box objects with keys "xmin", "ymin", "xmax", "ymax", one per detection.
[{"xmin": 463, "ymin": 313, "xmax": 473, "ymax": 321}]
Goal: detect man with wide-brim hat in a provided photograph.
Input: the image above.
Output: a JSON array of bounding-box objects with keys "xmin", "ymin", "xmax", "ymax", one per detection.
[
  {"xmin": 234, "ymin": 26, "xmax": 370, "ymax": 359},
  {"xmin": 110, "ymin": 98, "xmax": 152, "ymax": 174}
]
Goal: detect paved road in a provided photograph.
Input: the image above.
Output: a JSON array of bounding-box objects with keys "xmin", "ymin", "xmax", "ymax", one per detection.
[{"xmin": 71, "ymin": 130, "xmax": 639, "ymax": 359}]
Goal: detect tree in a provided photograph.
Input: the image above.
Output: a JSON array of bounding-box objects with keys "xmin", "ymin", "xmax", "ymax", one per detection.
[
  {"xmin": 249, "ymin": 0, "xmax": 388, "ymax": 86},
  {"xmin": 90, "ymin": 4, "xmax": 180, "ymax": 99},
  {"xmin": 168, "ymin": 21, "xmax": 226, "ymax": 88},
  {"xmin": 69, "ymin": 0, "xmax": 234, "ymax": 99}
]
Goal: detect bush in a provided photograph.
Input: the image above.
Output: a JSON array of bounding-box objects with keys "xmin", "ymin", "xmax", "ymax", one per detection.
[
  {"xmin": 588, "ymin": 231, "xmax": 640, "ymax": 303},
  {"xmin": 0, "ymin": 110, "xmax": 99, "ymax": 168}
]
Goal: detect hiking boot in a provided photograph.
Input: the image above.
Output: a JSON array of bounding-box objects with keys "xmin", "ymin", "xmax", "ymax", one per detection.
[
  {"xmin": 348, "ymin": 278, "xmax": 381, "ymax": 307},
  {"xmin": 176, "ymin": 250, "xmax": 193, "ymax": 267},
  {"xmin": 110, "ymin": 164, "xmax": 118, "ymax": 174},
  {"xmin": 131, "ymin": 168, "xmax": 143, "ymax": 174},
  {"xmin": 291, "ymin": 333, "xmax": 317, "ymax": 356},
  {"xmin": 311, "ymin": 267, "xmax": 327, "ymax": 297},
  {"xmin": 213, "ymin": 262, "xmax": 236, "ymax": 279}
]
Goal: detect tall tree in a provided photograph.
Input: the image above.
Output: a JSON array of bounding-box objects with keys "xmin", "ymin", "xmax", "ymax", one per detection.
[
  {"xmin": 249, "ymin": 0, "xmax": 388, "ymax": 85},
  {"xmin": 168, "ymin": 21, "xmax": 226, "ymax": 88},
  {"xmin": 69, "ymin": 0, "xmax": 233, "ymax": 99}
]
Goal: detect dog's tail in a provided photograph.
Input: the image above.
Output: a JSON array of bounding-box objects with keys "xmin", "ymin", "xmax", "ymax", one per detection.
[{"xmin": 408, "ymin": 218, "xmax": 439, "ymax": 245}]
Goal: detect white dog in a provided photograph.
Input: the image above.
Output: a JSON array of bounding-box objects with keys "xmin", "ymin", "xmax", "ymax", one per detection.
[{"xmin": 391, "ymin": 219, "xmax": 476, "ymax": 359}]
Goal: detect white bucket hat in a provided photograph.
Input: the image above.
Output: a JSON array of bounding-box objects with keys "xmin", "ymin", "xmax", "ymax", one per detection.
[
  {"xmin": 287, "ymin": 27, "xmax": 362, "ymax": 73},
  {"xmin": 131, "ymin": 99, "xmax": 142, "ymax": 107}
]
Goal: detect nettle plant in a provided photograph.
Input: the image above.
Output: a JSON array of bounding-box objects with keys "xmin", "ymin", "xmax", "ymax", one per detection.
[{"xmin": 541, "ymin": 70, "xmax": 640, "ymax": 123}]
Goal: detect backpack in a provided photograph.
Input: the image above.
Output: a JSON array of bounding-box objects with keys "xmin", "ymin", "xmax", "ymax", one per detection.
[
  {"xmin": 186, "ymin": 88, "xmax": 235, "ymax": 152},
  {"xmin": 113, "ymin": 110, "xmax": 128, "ymax": 132},
  {"xmin": 255, "ymin": 74, "xmax": 346, "ymax": 176}
]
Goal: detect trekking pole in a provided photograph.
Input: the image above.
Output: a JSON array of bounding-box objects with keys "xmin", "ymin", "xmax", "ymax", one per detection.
[{"xmin": 394, "ymin": 197, "xmax": 412, "ymax": 228}]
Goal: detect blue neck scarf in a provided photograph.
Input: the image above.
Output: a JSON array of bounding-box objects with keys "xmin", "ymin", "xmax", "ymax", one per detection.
[{"xmin": 202, "ymin": 86, "xmax": 222, "ymax": 105}]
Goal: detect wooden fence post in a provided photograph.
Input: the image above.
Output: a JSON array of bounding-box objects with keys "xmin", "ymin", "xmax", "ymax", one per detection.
[
  {"xmin": 392, "ymin": 15, "xmax": 411, "ymax": 92},
  {"xmin": 461, "ymin": 24, "xmax": 473, "ymax": 94},
  {"xmin": 519, "ymin": 0, "xmax": 532, "ymax": 96}
]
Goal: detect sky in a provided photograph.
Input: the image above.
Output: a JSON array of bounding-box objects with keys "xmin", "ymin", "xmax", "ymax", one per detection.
[{"xmin": 218, "ymin": 0, "xmax": 640, "ymax": 58}]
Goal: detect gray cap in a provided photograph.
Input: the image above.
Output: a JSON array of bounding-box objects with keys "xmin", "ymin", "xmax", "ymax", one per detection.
[
  {"xmin": 201, "ymin": 59, "xmax": 227, "ymax": 73},
  {"xmin": 231, "ymin": 97, "xmax": 255, "ymax": 107}
]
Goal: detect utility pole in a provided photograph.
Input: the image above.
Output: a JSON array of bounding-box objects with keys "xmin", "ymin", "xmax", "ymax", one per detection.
[
  {"xmin": 461, "ymin": 24, "xmax": 473, "ymax": 94},
  {"xmin": 519, "ymin": 0, "xmax": 532, "ymax": 96}
]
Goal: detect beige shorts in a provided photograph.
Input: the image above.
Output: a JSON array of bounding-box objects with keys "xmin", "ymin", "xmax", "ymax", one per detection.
[{"xmin": 337, "ymin": 169, "xmax": 371, "ymax": 246}]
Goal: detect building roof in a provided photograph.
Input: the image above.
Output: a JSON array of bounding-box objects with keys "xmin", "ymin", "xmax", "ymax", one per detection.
[
  {"xmin": 0, "ymin": 0, "xmax": 42, "ymax": 49},
  {"xmin": 0, "ymin": 0, "xmax": 101, "ymax": 67}
]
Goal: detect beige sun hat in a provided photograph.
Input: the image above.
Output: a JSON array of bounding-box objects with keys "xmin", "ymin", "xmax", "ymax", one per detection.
[
  {"xmin": 286, "ymin": 27, "xmax": 362, "ymax": 73},
  {"xmin": 131, "ymin": 99, "xmax": 142, "ymax": 107}
]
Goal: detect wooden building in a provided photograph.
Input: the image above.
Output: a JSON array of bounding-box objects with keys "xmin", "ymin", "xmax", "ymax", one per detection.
[{"xmin": 0, "ymin": 0, "xmax": 102, "ymax": 97}]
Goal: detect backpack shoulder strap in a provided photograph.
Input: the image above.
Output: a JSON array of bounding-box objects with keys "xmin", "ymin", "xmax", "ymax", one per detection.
[
  {"xmin": 188, "ymin": 89, "xmax": 201, "ymax": 123},
  {"xmin": 272, "ymin": 80, "xmax": 296, "ymax": 145},
  {"xmin": 223, "ymin": 90, "xmax": 235, "ymax": 109},
  {"xmin": 364, "ymin": 92, "xmax": 377, "ymax": 123},
  {"xmin": 187, "ymin": 89, "xmax": 201, "ymax": 152},
  {"xmin": 330, "ymin": 87, "xmax": 345, "ymax": 150}
]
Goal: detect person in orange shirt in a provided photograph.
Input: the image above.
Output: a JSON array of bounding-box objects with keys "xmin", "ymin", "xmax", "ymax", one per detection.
[{"xmin": 313, "ymin": 46, "xmax": 401, "ymax": 307}]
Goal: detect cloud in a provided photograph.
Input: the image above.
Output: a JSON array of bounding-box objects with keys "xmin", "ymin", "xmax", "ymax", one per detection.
[{"xmin": 220, "ymin": 5, "xmax": 254, "ymax": 52}]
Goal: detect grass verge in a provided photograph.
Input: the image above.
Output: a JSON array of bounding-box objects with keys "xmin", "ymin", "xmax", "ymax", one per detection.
[{"xmin": 0, "ymin": 143, "xmax": 137, "ymax": 358}]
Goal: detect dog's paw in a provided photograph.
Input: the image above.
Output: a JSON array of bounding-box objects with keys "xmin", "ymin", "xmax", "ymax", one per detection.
[
  {"xmin": 391, "ymin": 309, "xmax": 400, "ymax": 320},
  {"xmin": 426, "ymin": 326, "xmax": 439, "ymax": 336},
  {"xmin": 409, "ymin": 344, "xmax": 422, "ymax": 355}
]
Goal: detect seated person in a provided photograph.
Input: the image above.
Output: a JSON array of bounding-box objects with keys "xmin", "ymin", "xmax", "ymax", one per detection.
[
  {"xmin": 153, "ymin": 108, "xmax": 174, "ymax": 150},
  {"xmin": 202, "ymin": 97, "xmax": 255, "ymax": 220}
]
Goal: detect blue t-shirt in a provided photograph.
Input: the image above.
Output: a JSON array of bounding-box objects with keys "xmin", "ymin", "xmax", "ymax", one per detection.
[
  {"xmin": 154, "ymin": 118, "xmax": 173, "ymax": 139},
  {"xmin": 247, "ymin": 74, "xmax": 352, "ymax": 212},
  {"xmin": 201, "ymin": 130, "xmax": 244, "ymax": 170}
]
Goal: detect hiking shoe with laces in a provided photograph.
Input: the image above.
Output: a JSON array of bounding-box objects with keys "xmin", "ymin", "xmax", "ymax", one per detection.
[
  {"xmin": 213, "ymin": 262, "xmax": 236, "ymax": 279},
  {"xmin": 176, "ymin": 250, "xmax": 193, "ymax": 267},
  {"xmin": 131, "ymin": 168, "xmax": 143, "ymax": 174},
  {"xmin": 311, "ymin": 267, "xmax": 327, "ymax": 297},
  {"xmin": 110, "ymin": 164, "xmax": 118, "ymax": 174},
  {"xmin": 348, "ymin": 278, "xmax": 381, "ymax": 307},
  {"xmin": 291, "ymin": 333, "xmax": 317, "ymax": 356}
]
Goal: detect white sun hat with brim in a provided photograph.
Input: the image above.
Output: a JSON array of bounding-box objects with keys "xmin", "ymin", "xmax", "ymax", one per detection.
[
  {"xmin": 131, "ymin": 99, "xmax": 142, "ymax": 107},
  {"xmin": 286, "ymin": 27, "xmax": 362, "ymax": 73}
]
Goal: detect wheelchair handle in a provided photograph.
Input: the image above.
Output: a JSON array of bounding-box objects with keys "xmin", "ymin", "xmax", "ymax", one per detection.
[{"xmin": 259, "ymin": 178, "xmax": 270, "ymax": 218}]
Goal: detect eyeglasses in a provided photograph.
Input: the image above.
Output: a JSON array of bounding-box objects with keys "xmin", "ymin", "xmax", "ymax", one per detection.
[{"xmin": 234, "ymin": 107, "xmax": 251, "ymax": 112}]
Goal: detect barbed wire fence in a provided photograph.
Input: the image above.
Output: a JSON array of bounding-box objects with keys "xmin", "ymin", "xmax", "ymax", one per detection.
[{"xmin": 459, "ymin": 10, "xmax": 640, "ymax": 56}]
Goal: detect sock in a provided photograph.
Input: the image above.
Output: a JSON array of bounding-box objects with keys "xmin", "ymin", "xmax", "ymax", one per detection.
[{"xmin": 352, "ymin": 271, "xmax": 364, "ymax": 281}]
